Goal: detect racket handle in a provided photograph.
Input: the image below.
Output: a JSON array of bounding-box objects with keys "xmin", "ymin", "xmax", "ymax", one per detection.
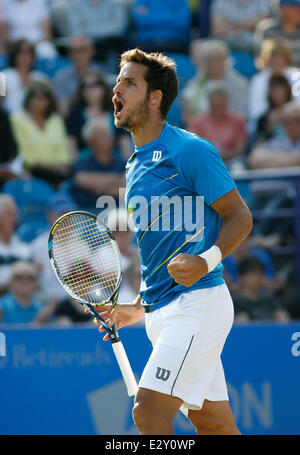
[{"xmin": 112, "ymin": 340, "xmax": 138, "ymax": 397}]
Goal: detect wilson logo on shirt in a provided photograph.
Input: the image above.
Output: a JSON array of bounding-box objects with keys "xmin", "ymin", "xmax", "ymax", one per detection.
[
  {"xmin": 152, "ymin": 150, "xmax": 162, "ymax": 162},
  {"xmin": 155, "ymin": 367, "xmax": 171, "ymax": 381}
]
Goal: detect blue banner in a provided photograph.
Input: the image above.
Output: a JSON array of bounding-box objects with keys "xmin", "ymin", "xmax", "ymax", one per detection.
[{"xmin": 0, "ymin": 323, "xmax": 299, "ymax": 435}]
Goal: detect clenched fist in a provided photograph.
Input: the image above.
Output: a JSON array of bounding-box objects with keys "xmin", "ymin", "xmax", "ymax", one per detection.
[{"xmin": 167, "ymin": 253, "xmax": 209, "ymax": 287}]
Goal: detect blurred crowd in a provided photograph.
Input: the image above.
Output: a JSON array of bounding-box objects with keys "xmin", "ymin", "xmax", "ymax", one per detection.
[{"xmin": 0, "ymin": 0, "xmax": 300, "ymax": 327}]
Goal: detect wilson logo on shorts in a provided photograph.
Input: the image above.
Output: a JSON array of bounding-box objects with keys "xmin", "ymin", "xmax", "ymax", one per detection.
[{"xmin": 155, "ymin": 367, "xmax": 170, "ymax": 381}]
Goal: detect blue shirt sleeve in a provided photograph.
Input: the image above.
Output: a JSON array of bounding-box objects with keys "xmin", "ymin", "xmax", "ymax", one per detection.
[{"xmin": 172, "ymin": 137, "xmax": 237, "ymax": 205}]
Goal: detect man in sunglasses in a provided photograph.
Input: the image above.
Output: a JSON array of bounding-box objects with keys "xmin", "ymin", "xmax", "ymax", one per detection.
[{"xmin": 0, "ymin": 260, "xmax": 42, "ymax": 324}]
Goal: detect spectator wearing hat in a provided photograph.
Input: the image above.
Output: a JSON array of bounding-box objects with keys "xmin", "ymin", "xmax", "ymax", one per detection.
[
  {"xmin": 255, "ymin": 0, "xmax": 300, "ymax": 67},
  {"xmin": 188, "ymin": 81, "xmax": 248, "ymax": 169}
]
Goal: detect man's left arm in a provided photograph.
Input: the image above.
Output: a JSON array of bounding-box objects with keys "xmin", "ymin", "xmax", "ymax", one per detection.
[{"xmin": 167, "ymin": 189, "xmax": 253, "ymax": 287}]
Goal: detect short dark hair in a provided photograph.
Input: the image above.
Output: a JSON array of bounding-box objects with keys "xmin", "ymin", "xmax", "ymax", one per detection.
[
  {"xmin": 7, "ymin": 39, "xmax": 35, "ymax": 69},
  {"xmin": 119, "ymin": 48, "xmax": 178, "ymax": 119},
  {"xmin": 23, "ymin": 80, "xmax": 57, "ymax": 118},
  {"xmin": 267, "ymin": 74, "xmax": 292, "ymax": 108},
  {"xmin": 238, "ymin": 257, "xmax": 265, "ymax": 276},
  {"xmin": 77, "ymin": 68, "xmax": 112, "ymax": 111}
]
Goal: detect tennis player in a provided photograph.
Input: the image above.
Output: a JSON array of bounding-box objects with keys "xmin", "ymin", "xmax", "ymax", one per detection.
[{"xmin": 95, "ymin": 48, "xmax": 253, "ymax": 435}]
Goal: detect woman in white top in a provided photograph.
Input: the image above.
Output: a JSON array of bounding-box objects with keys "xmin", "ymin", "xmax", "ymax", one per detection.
[{"xmin": 2, "ymin": 39, "xmax": 48, "ymax": 114}]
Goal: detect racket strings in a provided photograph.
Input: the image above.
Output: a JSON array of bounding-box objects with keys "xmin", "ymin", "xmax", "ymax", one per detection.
[{"xmin": 51, "ymin": 214, "xmax": 121, "ymax": 303}]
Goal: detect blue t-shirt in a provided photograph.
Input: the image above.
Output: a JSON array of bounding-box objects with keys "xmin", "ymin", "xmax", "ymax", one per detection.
[
  {"xmin": 0, "ymin": 292, "xmax": 42, "ymax": 324},
  {"xmin": 125, "ymin": 122, "xmax": 237, "ymax": 312}
]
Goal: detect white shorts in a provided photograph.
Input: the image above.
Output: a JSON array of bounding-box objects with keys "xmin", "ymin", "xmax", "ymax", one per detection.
[{"xmin": 138, "ymin": 284, "xmax": 234, "ymax": 416}]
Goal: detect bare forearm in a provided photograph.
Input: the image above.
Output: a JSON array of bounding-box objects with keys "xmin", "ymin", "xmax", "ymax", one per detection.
[
  {"xmin": 248, "ymin": 151, "xmax": 300, "ymax": 169},
  {"xmin": 75, "ymin": 172, "xmax": 125, "ymax": 196},
  {"xmin": 215, "ymin": 206, "xmax": 253, "ymax": 259},
  {"xmin": 212, "ymin": 14, "xmax": 269, "ymax": 36}
]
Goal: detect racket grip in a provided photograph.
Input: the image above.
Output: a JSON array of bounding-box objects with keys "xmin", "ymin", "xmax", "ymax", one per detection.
[{"xmin": 112, "ymin": 340, "xmax": 138, "ymax": 397}]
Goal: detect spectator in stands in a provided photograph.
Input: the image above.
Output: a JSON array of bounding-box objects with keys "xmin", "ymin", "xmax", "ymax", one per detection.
[
  {"xmin": 2, "ymin": 39, "xmax": 49, "ymax": 114},
  {"xmin": 251, "ymin": 74, "xmax": 292, "ymax": 148},
  {"xmin": 0, "ymin": 195, "xmax": 32, "ymax": 292},
  {"xmin": 0, "ymin": 98, "xmax": 18, "ymax": 186},
  {"xmin": 66, "ymin": 67, "xmax": 132, "ymax": 159},
  {"xmin": 53, "ymin": 36, "xmax": 100, "ymax": 117},
  {"xmin": 0, "ymin": 260, "xmax": 53, "ymax": 324},
  {"xmin": 10, "ymin": 79, "xmax": 72, "ymax": 186},
  {"xmin": 0, "ymin": 0, "xmax": 57, "ymax": 59},
  {"xmin": 188, "ymin": 81, "xmax": 248, "ymax": 169},
  {"xmin": 67, "ymin": 0, "xmax": 128, "ymax": 73},
  {"xmin": 131, "ymin": 0, "xmax": 192, "ymax": 54},
  {"xmin": 211, "ymin": 0, "xmax": 271, "ymax": 53},
  {"xmin": 232, "ymin": 257, "xmax": 290, "ymax": 322},
  {"xmin": 223, "ymin": 236, "xmax": 276, "ymax": 294},
  {"xmin": 65, "ymin": 68, "xmax": 114, "ymax": 156},
  {"xmin": 248, "ymin": 38, "xmax": 300, "ymax": 126},
  {"xmin": 70, "ymin": 117, "xmax": 126, "ymax": 212},
  {"xmin": 248, "ymin": 101, "xmax": 300, "ymax": 168},
  {"xmin": 255, "ymin": 0, "xmax": 300, "ymax": 67},
  {"xmin": 31, "ymin": 192, "xmax": 77, "ymax": 305},
  {"xmin": 248, "ymin": 102, "xmax": 300, "ymax": 242},
  {"xmin": 182, "ymin": 39, "xmax": 248, "ymax": 125}
]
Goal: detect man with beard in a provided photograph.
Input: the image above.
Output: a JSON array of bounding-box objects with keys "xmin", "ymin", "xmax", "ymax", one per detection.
[{"xmin": 93, "ymin": 48, "xmax": 253, "ymax": 435}]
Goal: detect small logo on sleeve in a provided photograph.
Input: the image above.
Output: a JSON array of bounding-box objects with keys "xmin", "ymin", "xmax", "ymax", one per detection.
[{"xmin": 155, "ymin": 367, "xmax": 171, "ymax": 381}]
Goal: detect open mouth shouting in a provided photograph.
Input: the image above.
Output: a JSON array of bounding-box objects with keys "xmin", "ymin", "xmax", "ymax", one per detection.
[{"xmin": 113, "ymin": 96, "xmax": 125, "ymax": 119}]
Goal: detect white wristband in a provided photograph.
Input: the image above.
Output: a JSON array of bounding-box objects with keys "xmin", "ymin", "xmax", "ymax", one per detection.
[{"xmin": 199, "ymin": 245, "xmax": 222, "ymax": 273}]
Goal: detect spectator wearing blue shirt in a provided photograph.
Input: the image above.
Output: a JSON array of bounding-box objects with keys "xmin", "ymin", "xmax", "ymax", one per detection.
[
  {"xmin": 131, "ymin": 0, "xmax": 192, "ymax": 54},
  {"xmin": 0, "ymin": 260, "xmax": 44, "ymax": 324},
  {"xmin": 70, "ymin": 117, "xmax": 126, "ymax": 212}
]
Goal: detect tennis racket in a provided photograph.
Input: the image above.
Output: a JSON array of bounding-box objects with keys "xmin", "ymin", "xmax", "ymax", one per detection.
[{"xmin": 48, "ymin": 210, "xmax": 138, "ymax": 396}]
